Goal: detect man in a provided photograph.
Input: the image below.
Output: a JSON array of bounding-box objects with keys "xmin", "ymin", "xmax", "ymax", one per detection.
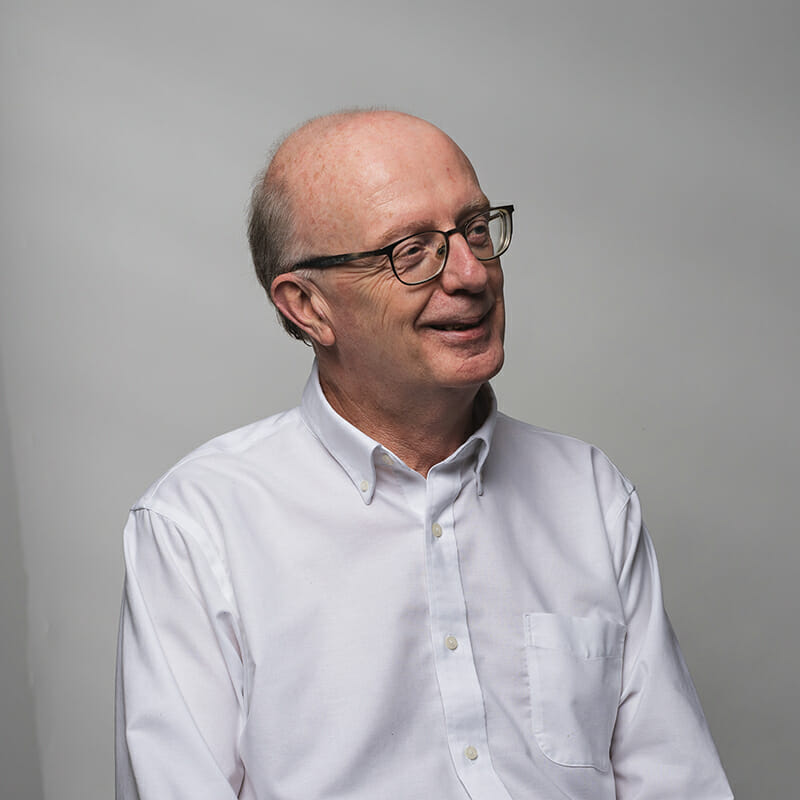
[{"xmin": 116, "ymin": 110, "xmax": 733, "ymax": 799}]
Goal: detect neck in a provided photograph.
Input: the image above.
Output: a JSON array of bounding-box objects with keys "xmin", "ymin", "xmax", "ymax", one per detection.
[{"xmin": 318, "ymin": 370, "xmax": 483, "ymax": 477}]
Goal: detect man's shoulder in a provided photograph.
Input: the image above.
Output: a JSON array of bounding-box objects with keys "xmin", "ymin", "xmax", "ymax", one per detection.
[
  {"xmin": 493, "ymin": 412, "xmax": 605, "ymax": 458},
  {"xmin": 492, "ymin": 412, "xmax": 635, "ymax": 500},
  {"xmin": 133, "ymin": 406, "xmax": 308, "ymax": 512}
]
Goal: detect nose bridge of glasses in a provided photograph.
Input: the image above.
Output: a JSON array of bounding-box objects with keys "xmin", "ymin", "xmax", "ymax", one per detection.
[
  {"xmin": 437, "ymin": 229, "xmax": 491, "ymax": 291},
  {"xmin": 445, "ymin": 224, "xmax": 485, "ymax": 264}
]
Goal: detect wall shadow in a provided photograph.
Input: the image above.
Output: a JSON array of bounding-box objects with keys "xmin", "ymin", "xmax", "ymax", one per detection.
[{"xmin": 0, "ymin": 356, "xmax": 45, "ymax": 800}]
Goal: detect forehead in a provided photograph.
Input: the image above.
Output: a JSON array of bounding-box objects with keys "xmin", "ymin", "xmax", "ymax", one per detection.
[{"xmin": 282, "ymin": 114, "xmax": 485, "ymax": 249}]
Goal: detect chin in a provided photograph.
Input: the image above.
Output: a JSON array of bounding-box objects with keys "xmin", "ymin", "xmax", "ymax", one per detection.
[
  {"xmin": 479, "ymin": 351, "xmax": 505, "ymax": 384},
  {"xmin": 438, "ymin": 346, "xmax": 505, "ymax": 390}
]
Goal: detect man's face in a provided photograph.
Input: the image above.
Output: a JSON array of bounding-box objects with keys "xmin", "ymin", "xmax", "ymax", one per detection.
[{"xmin": 291, "ymin": 116, "xmax": 506, "ymax": 404}]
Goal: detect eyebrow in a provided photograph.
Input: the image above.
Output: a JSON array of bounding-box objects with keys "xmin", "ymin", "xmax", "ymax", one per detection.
[{"xmin": 374, "ymin": 197, "xmax": 491, "ymax": 247}]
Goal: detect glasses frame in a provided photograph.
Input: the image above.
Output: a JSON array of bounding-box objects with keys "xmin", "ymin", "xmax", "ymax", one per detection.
[{"xmin": 291, "ymin": 204, "xmax": 514, "ymax": 286}]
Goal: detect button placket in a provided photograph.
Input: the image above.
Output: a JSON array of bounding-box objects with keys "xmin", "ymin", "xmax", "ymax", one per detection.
[{"xmin": 424, "ymin": 465, "xmax": 513, "ymax": 799}]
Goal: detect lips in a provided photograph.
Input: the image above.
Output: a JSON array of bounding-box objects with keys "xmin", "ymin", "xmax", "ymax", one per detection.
[
  {"xmin": 429, "ymin": 321, "xmax": 481, "ymax": 331},
  {"xmin": 425, "ymin": 309, "xmax": 490, "ymax": 332}
]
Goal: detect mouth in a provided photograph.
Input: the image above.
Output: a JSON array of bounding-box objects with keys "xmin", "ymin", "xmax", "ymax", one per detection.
[
  {"xmin": 429, "ymin": 321, "xmax": 483, "ymax": 332},
  {"xmin": 426, "ymin": 310, "xmax": 491, "ymax": 333}
]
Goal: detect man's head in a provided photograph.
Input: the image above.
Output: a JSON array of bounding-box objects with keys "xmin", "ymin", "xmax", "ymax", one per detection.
[{"xmin": 248, "ymin": 110, "xmax": 507, "ymax": 409}]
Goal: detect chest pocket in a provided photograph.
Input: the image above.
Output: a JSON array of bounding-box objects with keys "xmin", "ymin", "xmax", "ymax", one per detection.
[{"xmin": 524, "ymin": 612, "xmax": 626, "ymax": 771}]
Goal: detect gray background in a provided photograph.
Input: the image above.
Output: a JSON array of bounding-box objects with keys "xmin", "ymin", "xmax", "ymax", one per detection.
[{"xmin": 2, "ymin": 2, "xmax": 798, "ymax": 798}]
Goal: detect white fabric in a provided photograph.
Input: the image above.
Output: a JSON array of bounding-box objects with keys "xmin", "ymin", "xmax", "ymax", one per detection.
[{"xmin": 116, "ymin": 364, "xmax": 733, "ymax": 799}]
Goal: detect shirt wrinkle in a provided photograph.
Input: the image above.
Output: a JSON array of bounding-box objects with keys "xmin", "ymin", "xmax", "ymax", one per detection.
[{"xmin": 129, "ymin": 505, "xmax": 239, "ymax": 620}]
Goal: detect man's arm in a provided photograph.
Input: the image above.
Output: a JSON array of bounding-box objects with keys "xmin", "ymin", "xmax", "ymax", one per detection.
[
  {"xmin": 609, "ymin": 490, "xmax": 733, "ymax": 798},
  {"xmin": 116, "ymin": 507, "xmax": 246, "ymax": 799}
]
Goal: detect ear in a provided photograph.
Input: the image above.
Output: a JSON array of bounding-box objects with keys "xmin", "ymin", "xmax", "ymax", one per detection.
[{"xmin": 271, "ymin": 272, "xmax": 336, "ymax": 347}]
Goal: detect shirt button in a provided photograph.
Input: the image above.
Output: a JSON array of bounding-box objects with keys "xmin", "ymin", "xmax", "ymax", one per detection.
[
  {"xmin": 445, "ymin": 635, "xmax": 458, "ymax": 651},
  {"xmin": 381, "ymin": 453, "xmax": 392, "ymax": 465},
  {"xmin": 465, "ymin": 745, "xmax": 478, "ymax": 761},
  {"xmin": 359, "ymin": 480, "xmax": 369, "ymax": 492},
  {"xmin": 432, "ymin": 523, "xmax": 443, "ymax": 538}
]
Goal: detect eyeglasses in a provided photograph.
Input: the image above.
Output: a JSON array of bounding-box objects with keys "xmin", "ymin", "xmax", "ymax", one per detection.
[{"xmin": 291, "ymin": 204, "xmax": 514, "ymax": 286}]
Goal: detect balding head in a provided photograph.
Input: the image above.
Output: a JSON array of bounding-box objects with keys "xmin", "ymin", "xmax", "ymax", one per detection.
[{"xmin": 248, "ymin": 110, "xmax": 479, "ymax": 340}]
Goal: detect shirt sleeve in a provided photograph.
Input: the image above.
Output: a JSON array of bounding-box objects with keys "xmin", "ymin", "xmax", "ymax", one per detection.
[
  {"xmin": 116, "ymin": 506, "xmax": 246, "ymax": 799},
  {"xmin": 608, "ymin": 489, "xmax": 734, "ymax": 799}
]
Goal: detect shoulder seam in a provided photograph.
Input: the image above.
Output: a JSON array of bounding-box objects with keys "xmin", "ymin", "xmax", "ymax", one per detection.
[
  {"xmin": 140, "ymin": 408, "xmax": 302, "ymax": 501},
  {"xmin": 128, "ymin": 503, "xmax": 240, "ymax": 614}
]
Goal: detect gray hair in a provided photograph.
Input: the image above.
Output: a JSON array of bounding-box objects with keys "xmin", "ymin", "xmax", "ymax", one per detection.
[{"xmin": 247, "ymin": 149, "xmax": 308, "ymax": 342}]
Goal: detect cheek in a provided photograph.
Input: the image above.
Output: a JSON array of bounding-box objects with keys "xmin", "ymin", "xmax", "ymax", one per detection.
[
  {"xmin": 369, "ymin": 286, "xmax": 431, "ymax": 336},
  {"xmin": 352, "ymin": 272, "xmax": 400, "ymax": 323},
  {"xmin": 493, "ymin": 270, "xmax": 506, "ymax": 326},
  {"xmin": 493, "ymin": 264, "xmax": 505, "ymax": 294},
  {"xmin": 327, "ymin": 272, "xmax": 434, "ymax": 349},
  {"xmin": 325, "ymin": 273, "xmax": 393, "ymax": 332}
]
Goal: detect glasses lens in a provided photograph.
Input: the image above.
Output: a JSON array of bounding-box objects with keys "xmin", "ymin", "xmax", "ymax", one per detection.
[
  {"xmin": 465, "ymin": 208, "xmax": 511, "ymax": 261},
  {"xmin": 391, "ymin": 231, "xmax": 447, "ymax": 284}
]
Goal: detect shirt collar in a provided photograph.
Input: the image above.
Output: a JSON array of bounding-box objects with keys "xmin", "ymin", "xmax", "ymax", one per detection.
[{"xmin": 299, "ymin": 361, "xmax": 497, "ymax": 504}]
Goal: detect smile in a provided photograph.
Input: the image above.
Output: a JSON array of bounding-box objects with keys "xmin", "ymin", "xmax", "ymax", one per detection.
[
  {"xmin": 427, "ymin": 310, "xmax": 491, "ymax": 332},
  {"xmin": 430, "ymin": 321, "xmax": 482, "ymax": 331}
]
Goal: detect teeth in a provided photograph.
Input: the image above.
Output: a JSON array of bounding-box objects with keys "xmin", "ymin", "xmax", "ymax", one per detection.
[{"xmin": 435, "ymin": 322, "xmax": 476, "ymax": 331}]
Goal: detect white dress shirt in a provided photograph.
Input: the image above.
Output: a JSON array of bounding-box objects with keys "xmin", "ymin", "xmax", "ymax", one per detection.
[{"xmin": 116, "ymin": 363, "xmax": 733, "ymax": 799}]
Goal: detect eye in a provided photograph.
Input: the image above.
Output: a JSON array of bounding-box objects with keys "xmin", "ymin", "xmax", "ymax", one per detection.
[
  {"xmin": 465, "ymin": 214, "xmax": 491, "ymax": 246},
  {"xmin": 394, "ymin": 237, "xmax": 427, "ymax": 262},
  {"xmin": 391, "ymin": 231, "xmax": 446, "ymax": 278},
  {"xmin": 390, "ymin": 233, "xmax": 432, "ymax": 272}
]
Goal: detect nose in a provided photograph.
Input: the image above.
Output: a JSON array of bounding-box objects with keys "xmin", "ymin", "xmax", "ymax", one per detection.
[{"xmin": 439, "ymin": 233, "xmax": 493, "ymax": 294}]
